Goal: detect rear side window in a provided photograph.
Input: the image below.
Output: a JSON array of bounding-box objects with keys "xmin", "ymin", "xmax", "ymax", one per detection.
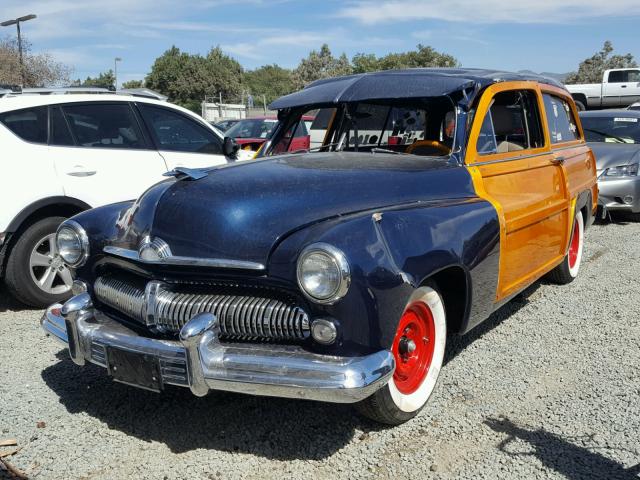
[
  {"xmin": 50, "ymin": 106, "xmax": 75, "ymax": 146},
  {"xmin": 62, "ymin": 103, "xmax": 147, "ymax": 149},
  {"xmin": 477, "ymin": 90, "xmax": 544, "ymax": 155},
  {"xmin": 138, "ymin": 104, "xmax": 222, "ymax": 154},
  {"xmin": 0, "ymin": 106, "xmax": 48, "ymax": 144},
  {"xmin": 543, "ymin": 94, "xmax": 579, "ymax": 144}
]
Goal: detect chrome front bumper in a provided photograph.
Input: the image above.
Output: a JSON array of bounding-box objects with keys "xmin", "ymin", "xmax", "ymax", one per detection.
[{"xmin": 41, "ymin": 293, "xmax": 394, "ymax": 403}]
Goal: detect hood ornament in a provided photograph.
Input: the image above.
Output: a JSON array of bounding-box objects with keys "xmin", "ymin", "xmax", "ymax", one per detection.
[
  {"xmin": 163, "ymin": 167, "xmax": 208, "ymax": 181},
  {"xmin": 139, "ymin": 236, "xmax": 172, "ymax": 261}
]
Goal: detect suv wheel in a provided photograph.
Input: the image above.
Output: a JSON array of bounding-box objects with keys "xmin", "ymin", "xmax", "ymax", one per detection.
[{"xmin": 5, "ymin": 217, "xmax": 74, "ymax": 308}]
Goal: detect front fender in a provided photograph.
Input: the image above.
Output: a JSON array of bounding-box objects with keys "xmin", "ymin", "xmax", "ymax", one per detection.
[{"xmin": 269, "ymin": 197, "xmax": 500, "ymax": 356}]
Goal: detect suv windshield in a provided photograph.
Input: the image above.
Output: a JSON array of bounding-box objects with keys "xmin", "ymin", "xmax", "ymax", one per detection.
[
  {"xmin": 266, "ymin": 97, "xmax": 457, "ymax": 157},
  {"xmin": 226, "ymin": 118, "xmax": 278, "ymax": 139},
  {"xmin": 581, "ymin": 115, "xmax": 640, "ymax": 144}
]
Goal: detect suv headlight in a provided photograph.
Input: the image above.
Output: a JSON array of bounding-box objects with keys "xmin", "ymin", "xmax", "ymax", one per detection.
[
  {"xmin": 604, "ymin": 163, "xmax": 638, "ymax": 177},
  {"xmin": 296, "ymin": 243, "xmax": 350, "ymax": 304},
  {"xmin": 56, "ymin": 220, "xmax": 89, "ymax": 267}
]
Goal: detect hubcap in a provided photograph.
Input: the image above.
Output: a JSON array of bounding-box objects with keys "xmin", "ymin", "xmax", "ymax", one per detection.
[
  {"xmin": 568, "ymin": 219, "xmax": 580, "ymax": 269},
  {"xmin": 392, "ymin": 302, "xmax": 436, "ymax": 395},
  {"xmin": 29, "ymin": 233, "xmax": 73, "ymax": 295}
]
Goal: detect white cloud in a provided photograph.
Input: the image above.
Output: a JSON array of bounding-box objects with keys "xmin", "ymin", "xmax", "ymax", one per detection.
[{"xmin": 337, "ymin": 0, "xmax": 640, "ymax": 24}]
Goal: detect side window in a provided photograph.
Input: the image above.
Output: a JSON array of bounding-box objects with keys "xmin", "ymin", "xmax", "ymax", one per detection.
[
  {"xmin": 543, "ymin": 94, "xmax": 579, "ymax": 144},
  {"xmin": 608, "ymin": 71, "xmax": 628, "ymax": 83},
  {"xmin": 62, "ymin": 103, "xmax": 146, "ymax": 149},
  {"xmin": 477, "ymin": 90, "xmax": 544, "ymax": 155},
  {"xmin": 138, "ymin": 104, "xmax": 222, "ymax": 155},
  {"xmin": 628, "ymin": 70, "xmax": 640, "ymax": 83},
  {"xmin": 0, "ymin": 106, "xmax": 47, "ymax": 144},
  {"xmin": 50, "ymin": 106, "xmax": 75, "ymax": 146}
]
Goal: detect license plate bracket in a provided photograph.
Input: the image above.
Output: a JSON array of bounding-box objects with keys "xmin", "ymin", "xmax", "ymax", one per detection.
[{"xmin": 107, "ymin": 347, "xmax": 162, "ymax": 392}]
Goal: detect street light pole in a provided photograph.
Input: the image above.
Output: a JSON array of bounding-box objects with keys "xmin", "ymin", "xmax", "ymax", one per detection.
[
  {"xmin": 1, "ymin": 14, "xmax": 37, "ymax": 87},
  {"xmin": 114, "ymin": 57, "xmax": 122, "ymax": 90}
]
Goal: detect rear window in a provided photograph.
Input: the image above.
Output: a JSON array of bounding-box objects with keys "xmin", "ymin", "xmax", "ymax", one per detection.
[{"xmin": 0, "ymin": 106, "xmax": 48, "ymax": 144}]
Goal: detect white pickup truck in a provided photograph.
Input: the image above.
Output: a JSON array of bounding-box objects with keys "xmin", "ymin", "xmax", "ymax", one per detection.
[{"xmin": 566, "ymin": 68, "xmax": 640, "ymax": 110}]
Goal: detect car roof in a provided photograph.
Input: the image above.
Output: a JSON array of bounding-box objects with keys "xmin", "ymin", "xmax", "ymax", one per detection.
[
  {"xmin": 269, "ymin": 68, "xmax": 566, "ymax": 110},
  {"xmin": 0, "ymin": 93, "xmax": 174, "ymax": 114},
  {"xmin": 579, "ymin": 110, "xmax": 640, "ymax": 118}
]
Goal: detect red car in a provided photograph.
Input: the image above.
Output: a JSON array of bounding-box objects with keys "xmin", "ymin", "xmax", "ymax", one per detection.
[{"xmin": 226, "ymin": 116, "xmax": 314, "ymax": 153}]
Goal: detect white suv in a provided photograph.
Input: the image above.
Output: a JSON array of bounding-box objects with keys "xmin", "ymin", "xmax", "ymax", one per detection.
[{"xmin": 0, "ymin": 89, "xmax": 246, "ymax": 307}]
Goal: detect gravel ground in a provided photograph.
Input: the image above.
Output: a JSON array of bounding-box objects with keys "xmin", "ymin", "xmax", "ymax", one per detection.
[{"xmin": 1, "ymin": 218, "xmax": 639, "ymax": 480}]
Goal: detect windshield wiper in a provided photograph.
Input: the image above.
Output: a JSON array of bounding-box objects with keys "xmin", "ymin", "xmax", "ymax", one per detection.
[{"xmin": 583, "ymin": 128, "xmax": 628, "ymax": 144}]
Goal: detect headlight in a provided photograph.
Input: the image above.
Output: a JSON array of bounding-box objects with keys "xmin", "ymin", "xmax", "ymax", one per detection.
[
  {"xmin": 604, "ymin": 163, "xmax": 638, "ymax": 177},
  {"xmin": 296, "ymin": 243, "xmax": 350, "ymax": 304},
  {"xmin": 56, "ymin": 220, "xmax": 89, "ymax": 267}
]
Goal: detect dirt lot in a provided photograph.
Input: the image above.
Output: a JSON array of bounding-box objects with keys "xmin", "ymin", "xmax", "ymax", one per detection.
[{"xmin": 1, "ymin": 219, "xmax": 639, "ymax": 480}]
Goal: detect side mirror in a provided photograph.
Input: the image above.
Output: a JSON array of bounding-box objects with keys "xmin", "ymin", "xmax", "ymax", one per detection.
[{"xmin": 223, "ymin": 136, "xmax": 240, "ymax": 159}]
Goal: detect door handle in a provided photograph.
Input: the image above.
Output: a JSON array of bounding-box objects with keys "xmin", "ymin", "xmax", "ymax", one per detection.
[
  {"xmin": 551, "ymin": 156, "xmax": 565, "ymax": 165},
  {"xmin": 621, "ymin": 85, "xmax": 627, "ymax": 88},
  {"xmin": 67, "ymin": 171, "xmax": 96, "ymax": 177}
]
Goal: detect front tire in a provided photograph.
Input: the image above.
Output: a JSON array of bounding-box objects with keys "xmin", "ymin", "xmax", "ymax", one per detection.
[
  {"xmin": 4, "ymin": 217, "xmax": 74, "ymax": 308},
  {"xmin": 547, "ymin": 210, "xmax": 584, "ymax": 284},
  {"xmin": 356, "ymin": 284, "xmax": 447, "ymax": 425}
]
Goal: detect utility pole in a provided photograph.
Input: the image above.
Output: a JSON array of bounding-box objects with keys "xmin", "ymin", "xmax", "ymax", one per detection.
[
  {"xmin": 114, "ymin": 57, "xmax": 122, "ymax": 89},
  {"xmin": 1, "ymin": 14, "xmax": 37, "ymax": 87}
]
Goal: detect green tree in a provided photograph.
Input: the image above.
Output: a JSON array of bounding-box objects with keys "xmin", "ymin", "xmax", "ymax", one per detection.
[
  {"xmin": 121, "ymin": 79, "xmax": 144, "ymax": 89},
  {"xmin": 74, "ymin": 70, "xmax": 116, "ymax": 88},
  {"xmin": 293, "ymin": 44, "xmax": 353, "ymax": 88},
  {"xmin": 565, "ymin": 41, "xmax": 637, "ymax": 84},
  {"xmin": 145, "ymin": 46, "xmax": 243, "ymax": 112},
  {"xmin": 352, "ymin": 44, "xmax": 459, "ymax": 73},
  {"xmin": 244, "ymin": 64, "xmax": 295, "ymax": 104},
  {"xmin": 0, "ymin": 35, "xmax": 71, "ymax": 87}
]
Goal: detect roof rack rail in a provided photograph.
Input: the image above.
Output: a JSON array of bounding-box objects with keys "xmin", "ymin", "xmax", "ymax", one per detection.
[{"xmin": 0, "ymin": 85, "xmax": 167, "ymax": 101}]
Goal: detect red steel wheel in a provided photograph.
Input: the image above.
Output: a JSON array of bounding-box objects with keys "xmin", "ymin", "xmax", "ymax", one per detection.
[
  {"xmin": 568, "ymin": 218, "xmax": 581, "ymax": 269},
  {"xmin": 392, "ymin": 302, "xmax": 436, "ymax": 395}
]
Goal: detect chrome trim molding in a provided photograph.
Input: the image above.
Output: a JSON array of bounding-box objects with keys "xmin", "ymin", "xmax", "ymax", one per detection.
[
  {"xmin": 41, "ymin": 298, "xmax": 394, "ymax": 403},
  {"xmin": 103, "ymin": 245, "xmax": 266, "ymax": 271}
]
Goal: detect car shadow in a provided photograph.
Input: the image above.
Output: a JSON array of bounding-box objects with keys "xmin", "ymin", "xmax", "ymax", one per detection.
[
  {"xmin": 445, "ymin": 282, "xmax": 541, "ymax": 364},
  {"xmin": 41, "ymin": 350, "xmax": 386, "ymax": 460},
  {"xmin": 485, "ymin": 416, "xmax": 640, "ymax": 480},
  {"xmin": 0, "ymin": 286, "xmax": 34, "ymax": 313}
]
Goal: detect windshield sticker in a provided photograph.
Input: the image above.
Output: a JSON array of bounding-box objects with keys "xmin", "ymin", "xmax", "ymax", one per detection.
[{"xmin": 614, "ymin": 117, "xmax": 638, "ymax": 123}]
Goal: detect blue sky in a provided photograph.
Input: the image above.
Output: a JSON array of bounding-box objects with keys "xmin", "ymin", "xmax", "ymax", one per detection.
[{"xmin": 2, "ymin": 0, "xmax": 640, "ymax": 86}]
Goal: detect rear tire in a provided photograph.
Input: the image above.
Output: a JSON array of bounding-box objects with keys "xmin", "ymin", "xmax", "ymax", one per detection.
[
  {"xmin": 547, "ymin": 210, "xmax": 584, "ymax": 285},
  {"xmin": 4, "ymin": 216, "xmax": 74, "ymax": 308},
  {"xmin": 355, "ymin": 284, "xmax": 447, "ymax": 425},
  {"xmin": 574, "ymin": 100, "xmax": 586, "ymax": 111}
]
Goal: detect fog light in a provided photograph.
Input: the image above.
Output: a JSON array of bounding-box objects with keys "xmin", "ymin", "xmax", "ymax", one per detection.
[
  {"xmin": 72, "ymin": 280, "xmax": 88, "ymax": 295},
  {"xmin": 311, "ymin": 318, "xmax": 338, "ymax": 345},
  {"xmin": 624, "ymin": 195, "xmax": 633, "ymax": 205}
]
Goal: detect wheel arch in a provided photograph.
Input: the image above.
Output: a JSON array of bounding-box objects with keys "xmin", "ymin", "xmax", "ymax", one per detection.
[
  {"xmin": 571, "ymin": 93, "xmax": 588, "ymax": 110},
  {"xmin": 419, "ymin": 264, "xmax": 470, "ymax": 336}
]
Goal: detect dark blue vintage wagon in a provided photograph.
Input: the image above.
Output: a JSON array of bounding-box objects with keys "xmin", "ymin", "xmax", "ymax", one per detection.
[{"xmin": 42, "ymin": 69, "xmax": 597, "ymax": 424}]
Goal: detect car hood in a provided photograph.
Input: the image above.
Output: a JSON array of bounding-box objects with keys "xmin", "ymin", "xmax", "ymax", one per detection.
[
  {"xmin": 587, "ymin": 142, "xmax": 640, "ymax": 171},
  {"xmin": 122, "ymin": 152, "xmax": 475, "ymax": 267}
]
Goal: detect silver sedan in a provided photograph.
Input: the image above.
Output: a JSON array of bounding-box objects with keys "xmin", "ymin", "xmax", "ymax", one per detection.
[{"xmin": 580, "ymin": 110, "xmax": 640, "ymax": 220}]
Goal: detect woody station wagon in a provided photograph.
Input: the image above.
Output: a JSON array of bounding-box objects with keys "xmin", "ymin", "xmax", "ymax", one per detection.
[{"xmin": 42, "ymin": 69, "xmax": 597, "ymax": 425}]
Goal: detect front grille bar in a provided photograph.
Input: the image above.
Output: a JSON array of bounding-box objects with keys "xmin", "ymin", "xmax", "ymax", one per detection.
[{"xmin": 94, "ymin": 275, "xmax": 310, "ymax": 342}]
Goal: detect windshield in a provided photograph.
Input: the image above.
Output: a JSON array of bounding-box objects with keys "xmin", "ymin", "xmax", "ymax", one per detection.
[
  {"xmin": 581, "ymin": 116, "xmax": 640, "ymax": 144},
  {"xmin": 226, "ymin": 118, "xmax": 278, "ymax": 139},
  {"xmin": 266, "ymin": 97, "xmax": 457, "ymax": 157}
]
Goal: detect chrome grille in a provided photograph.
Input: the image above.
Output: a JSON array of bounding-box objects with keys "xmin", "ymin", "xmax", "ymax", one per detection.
[
  {"xmin": 94, "ymin": 275, "xmax": 310, "ymax": 342},
  {"xmin": 95, "ymin": 276, "xmax": 145, "ymax": 321}
]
